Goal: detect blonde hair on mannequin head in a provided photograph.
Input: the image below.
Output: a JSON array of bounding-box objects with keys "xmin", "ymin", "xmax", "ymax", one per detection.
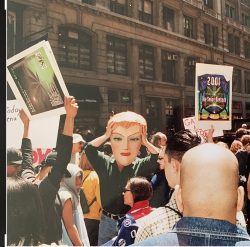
[{"xmin": 108, "ymin": 111, "xmax": 147, "ymax": 129}]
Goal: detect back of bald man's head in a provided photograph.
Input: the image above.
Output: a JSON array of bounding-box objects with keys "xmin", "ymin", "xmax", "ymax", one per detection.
[{"xmin": 179, "ymin": 143, "xmax": 240, "ymax": 223}]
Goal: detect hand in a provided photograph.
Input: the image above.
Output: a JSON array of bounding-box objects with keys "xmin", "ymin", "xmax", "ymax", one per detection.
[
  {"xmin": 105, "ymin": 120, "xmax": 115, "ymax": 139},
  {"xmin": 19, "ymin": 109, "xmax": 30, "ymax": 127},
  {"xmin": 64, "ymin": 96, "xmax": 78, "ymax": 118},
  {"xmin": 141, "ymin": 125, "xmax": 148, "ymax": 146}
]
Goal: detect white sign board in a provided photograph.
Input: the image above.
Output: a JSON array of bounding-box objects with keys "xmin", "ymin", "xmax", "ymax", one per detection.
[
  {"xmin": 183, "ymin": 116, "xmax": 224, "ymax": 140},
  {"xmin": 7, "ymin": 100, "xmax": 60, "ymax": 149}
]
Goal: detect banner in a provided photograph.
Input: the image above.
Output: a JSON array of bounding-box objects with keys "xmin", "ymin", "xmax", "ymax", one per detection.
[
  {"xmin": 195, "ymin": 63, "xmax": 233, "ymax": 130},
  {"xmin": 7, "ymin": 40, "xmax": 69, "ymax": 120},
  {"xmin": 7, "ymin": 100, "xmax": 60, "ymax": 149}
]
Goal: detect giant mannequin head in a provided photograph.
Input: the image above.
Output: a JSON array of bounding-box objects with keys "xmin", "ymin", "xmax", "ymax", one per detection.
[{"xmin": 108, "ymin": 111, "xmax": 147, "ymax": 167}]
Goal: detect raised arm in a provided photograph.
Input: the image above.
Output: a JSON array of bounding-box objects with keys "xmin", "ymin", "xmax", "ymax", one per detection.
[
  {"xmin": 141, "ymin": 125, "xmax": 159, "ymax": 154},
  {"xmin": 46, "ymin": 96, "xmax": 78, "ymax": 187},
  {"xmin": 19, "ymin": 110, "xmax": 35, "ymax": 182},
  {"xmin": 89, "ymin": 120, "xmax": 114, "ymax": 147}
]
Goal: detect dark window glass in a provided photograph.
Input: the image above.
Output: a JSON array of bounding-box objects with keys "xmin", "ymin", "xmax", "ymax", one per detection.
[
  {"xmin": 82, "ymin": 0, "xmax": 95, "ymax": 4},
  {"xmin": 107, "ymin": 36, "xmax": 127, "ymax": 75},
  {"xmin": 225, "ymin": 4, "xmax": 235, "ymax": 19},
  {"xmin": 212, "ymin": 26, "xmax": 218, "ymax": 47},
  {"xmin": 203, "ymin": 0, "xmax": 213, "ymax": 9},
  {"xmin": 139, "ymin": 0, "xmax": 153, "ymax": 24},
  {"xmin": 232, "ymin": 68, "xmax": 242, "ymax": 93},
  {"xmin": 162, "ymin": 50, "xmax": 177, "ymax": 83},
  {"xmin": 110, "ymin": 0, "xmax": 127, "ymax": 15},
  {"xmin": 58, "ymin": 27, "xmax": 92, "ymax": 70},
  {"xmin": 163, "ymin": 7, "xmax": 175, "ymax": 31},
  {"xmin": 185, "ymin": 57, "xmax": 196, "ymax": 86},
  {"xmin": 184, "ymin": 15, "xmax": 194, "ymax": 38},
  {"xmin": 228, "ymin": 33, "xmax": 234, "ymax": 53},
  {"xmin": 245, "ymin": 72, "xmax": 250, "ymax": 94},
  {"xmin": 204, "ymin": 23, "xmax": 210, "ymax": 44},
  {"xmin": 139, "ymin": 45, "xmax": 154, "ymax": 79},
  {"xmin": 108, "ymin": 89, "xmax": 119, "ymax": 102},
  {"xmin": 120, "ymin": 90, "xmax": 132, "ymax": 103},
  {"xmin": 244, "ymin": 41, "xmax": 250, "ymax": 59},
  {"xmin": 235, "ymin": 37, "xmax": 240, "ymax": 55}
]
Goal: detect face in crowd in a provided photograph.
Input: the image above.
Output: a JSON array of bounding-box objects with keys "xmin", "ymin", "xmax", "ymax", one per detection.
[{"xmin": 109, "ymin": 111, "xmax": 146, "ymax": 167}]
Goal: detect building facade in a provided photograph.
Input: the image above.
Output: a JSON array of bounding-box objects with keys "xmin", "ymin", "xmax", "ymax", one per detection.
[{"xmin": 7, "ymin": 0, "xmax": 250, "ymax": 135}]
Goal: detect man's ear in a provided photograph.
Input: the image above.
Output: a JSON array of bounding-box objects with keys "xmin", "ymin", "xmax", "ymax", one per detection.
[
  {"xmin": 175, "ymin": 184, "xmax": 183, "ymax": 213},
  {"xmin": 236, "ymin": 186, "xmax": 245, "ymax": 212}
]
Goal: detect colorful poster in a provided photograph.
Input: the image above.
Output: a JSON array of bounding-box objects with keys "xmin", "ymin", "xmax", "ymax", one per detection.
[
  {"xmin": 7, "ymin": 100, "xmax": 60, "ymax": 149},
  {"xmin": 195, "ymin": 63, "xmax": 233, "ymax": 130},
  {"xmin": 7, "ymin": 40, "xmax": 69, "ymax": 119}
]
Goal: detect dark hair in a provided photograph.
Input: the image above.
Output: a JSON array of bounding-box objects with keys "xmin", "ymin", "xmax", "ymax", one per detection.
[
  {"xmin": 166, "ymin": 129, "xmax": 201, "ymax": 162},
  {"xmin": 127, "ymin": 177, "xmax": 153, "ymax": 203},
  {"xmin": 235, "ymin": 128, "xmax": 248, "ymax": 140},
  {"xmin": 7, "ymin": 177, "xmax": 45, "ymax": 246}
]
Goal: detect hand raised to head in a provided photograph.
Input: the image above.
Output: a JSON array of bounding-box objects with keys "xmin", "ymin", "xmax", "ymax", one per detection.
[
  {"xmin": 105, "ymin": 120, "xmax": 115, "ymax": 139},
  {"xmin": 64, "ymin": 96, "xmax": 78, "ymax": 118}
]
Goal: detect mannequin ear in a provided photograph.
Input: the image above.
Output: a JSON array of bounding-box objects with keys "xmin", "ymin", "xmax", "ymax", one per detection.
[
  {"xmin": 175, "ymin": 184, "xmax": 183, "ymax": 213},
  {"xmin": 236, "ymin": 186, "xmax": 244, "ymax": 212}
]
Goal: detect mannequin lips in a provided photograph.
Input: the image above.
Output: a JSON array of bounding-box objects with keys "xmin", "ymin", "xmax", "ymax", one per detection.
[{"xmin": 120, "ymin": 152, "xmax": 131, "ymax": 156}]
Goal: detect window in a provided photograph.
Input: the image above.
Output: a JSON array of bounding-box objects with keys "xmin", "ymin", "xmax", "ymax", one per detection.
[
  {"xmin": 82, "ymin": 0, "xmax": 95, "ymax": 4},
  {"xmin": 139, "ymin": 45, "xmax": 154, "ymax": 79},
  {"xmin": 110, "ymin": 0, "xmax": 127, "ymax": 16},
  {"xmin": 211, "ymin": 26, "xmax": 218, "ymax": 47},
  {"xmin": 225, "ymin": 4, "xmax": 235, "ymax": 19},
  {"xmin": 244, "ymin": 41, "xmax": 250, "ymax": 59},
  {"xmin": 139, "ymin": 0, "xmax": 153, "ymax": 24},
  {"xmin": 242, "ymin": 13, "xmax": 250, "ymax": 26},
  {"xmin": 203, "ymin": 0, "xmax": 213, "ymax": 9},
  {"xmin": 185, "ymin": 57, "xmax": 196, "ymax": 86},
  {"xmin": 162, "ymin": 50, "xmax": 177, "ymax": 83},
  {"xmin": 108, "ymin": 89, "xmax": 132, "ymax": 103},
  {"xmin": 228, "ymin": 34, "xmax": 240, "ymax": 55},
  {"xmin": 120, "ymin": 90, "xmax": 132, "ymax": 103},
  {"xmin": 184, "ymin": 15, "xmax": 194, "ymax": 39},
  {"xmin": 7, "ymin": 11, "xmax": 16, "ymax": 58},
  {"xmin": 185, "ymin": 96, "xmax": 195, "ymax": 116},
  {"xmin": 204, "ymin": 23, "xmax": 210, "ymax": 44},
  {"xmin": 58, "ymin": 27, "xmax": 92, "ymax": 70},
  {"xmin": 107, "ymin": 36, "xmax": 127, "ymax": 75},
  {"xmin": 232, "ymin": 68, "xmax": 242, "ymax": 93},
  {"xmin": 165, "ymin": 99, "xmax": 174, "ymax": 116},
  {"xmin": 163, "ymin": 7, "xmax": 175, "ymax": 31},
  {"xmin": 245, "ymin": 72, "xmax": 250, "ymax": 94},
  {"xmin": 203, "ymin": 24, "xmax": 218, "ymax": 47}
]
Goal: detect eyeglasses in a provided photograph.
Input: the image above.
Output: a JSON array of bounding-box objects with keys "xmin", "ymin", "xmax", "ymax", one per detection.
[{"xmin": 122, "ymin": 188, "xmax": 131, "ymax": 193}]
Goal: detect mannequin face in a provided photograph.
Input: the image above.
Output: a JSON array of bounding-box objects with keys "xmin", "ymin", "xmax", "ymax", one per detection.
[{"xmin": 110, "ymin": 125, "xmax": 142, "ymax": 167}]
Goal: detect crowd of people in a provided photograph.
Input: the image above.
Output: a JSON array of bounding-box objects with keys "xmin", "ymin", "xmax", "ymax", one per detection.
[{"xmin": 7, "ymin": 95, "xmax": 250, "ymax": 246}]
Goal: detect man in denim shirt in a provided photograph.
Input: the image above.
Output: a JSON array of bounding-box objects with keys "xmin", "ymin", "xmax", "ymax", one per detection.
[{"xmin": 134, "ymin": 143, "xmax": 250, "ymax": 246}]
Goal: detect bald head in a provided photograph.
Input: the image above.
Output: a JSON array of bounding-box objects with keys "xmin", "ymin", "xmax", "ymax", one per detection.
[{"xmin": 177, "ymin": 143, "xmax": 243, "ymax": 224}]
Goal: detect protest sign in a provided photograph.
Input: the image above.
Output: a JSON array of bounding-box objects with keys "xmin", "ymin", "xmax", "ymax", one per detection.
[
  {"xmin": 7, "ymin": 40, "xmax": 69, "ymax": 120},
  {"xmin": 33, "ymin": 148, "xmax": 53, "ymax": 166},
  {"xmin": 7, "ymin": 100, "xmax": 60, "ymax": 149},
  {"xmin": 183, "ymin": 116, "xmax": 224, "ymax": 141},
  {"xmin": 195, "ymin": 63, "xmax": 233, "ymax": 130}
]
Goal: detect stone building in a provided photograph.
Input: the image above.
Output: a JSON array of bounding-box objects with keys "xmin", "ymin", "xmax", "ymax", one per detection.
[{"xmin": 7, "ymin": 0, "xmax": 250, "ymax": 134}]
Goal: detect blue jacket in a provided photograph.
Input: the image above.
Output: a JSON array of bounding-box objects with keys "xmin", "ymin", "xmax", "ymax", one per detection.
[{"xmin": 133, "ymin": 217, "xmax": 250, "ymax": 246}]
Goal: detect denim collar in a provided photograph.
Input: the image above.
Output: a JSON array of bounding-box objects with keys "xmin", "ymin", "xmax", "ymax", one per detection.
[{"xmin": 174, "ymin": 217, "xmax": 249, "ymax": 237}]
